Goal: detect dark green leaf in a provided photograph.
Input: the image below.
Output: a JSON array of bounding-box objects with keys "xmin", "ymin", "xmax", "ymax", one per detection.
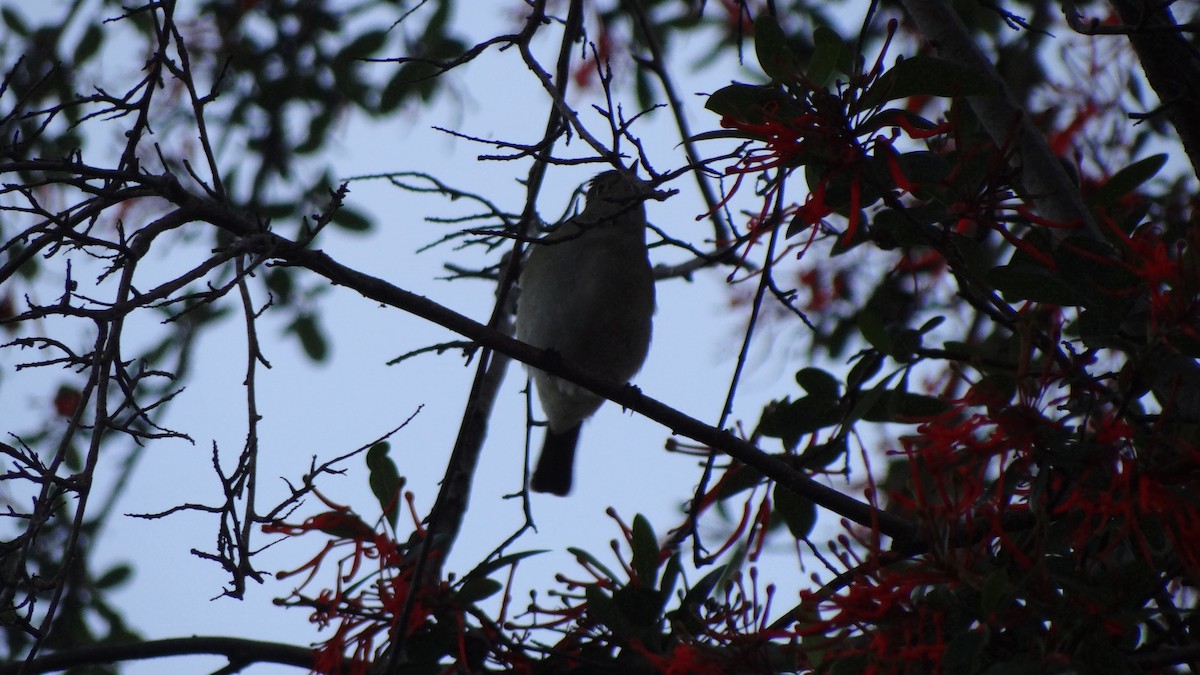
[
  {"xmin": 847, "ymin": 351, "xmax": 884, "ymax": 389},
  {"xmin": 980, "ymin": 569, "xmax": 1013, "ymax": 615},
  {"xmin": 1053, "ymin": 235, "xmax": 1140, "ymax": 305},
  {"xmin": 759, "ymin": 396, "xmax": 841, "ymax": 448},
  {"xmin": 2, "ymin": 7, "xmax": 28, "ymax": 36},
  {"xmin": 847, "ymin": 379, "xmax": 889, "ymax": 422},
  {"xmin": 772, "ymin": 483, "xmax": 817, "ymax": 538},
  {"xmin": 260, "ymin": 202, "xmax": 294, "ymax": 221},
  {"xmin": 337, "ymin": 29, "xmax": 388, "ymax": 62},
  {"xmin": 862, "ymin": 390, "xmax": 950, "ymax": 422},
  {"xmin": 463, "ymin": 549, "xmax": 545, "ymax": 584},
  {"xmin": 1087, "ymin": 154, "xmax": 1167, "ymax": 208},
  {"xmin": 856, "ymin": 309, "xmax": 893, "ymax": 355},
  {"xmin": 754, "ymin": 15, "xmax": 798, "ymax": 81},
  {"xmin": 894, "ymin": 391, "xmax": 950, "ymax": 418},
  {"xmin": 857, "ymin": 56, "xmax": 995, "ymax": 110},
  {"xmin": 857, "ymin": 108, "xmax": 941, "ymax": 136},
  {"xmin": 634, "ymin": 64, "xmax": 656, "ymax": 112},
  {"xmin": 296, "ymin": 111, "xmax": 334, "ymax": 155},
  {"xmin": 795, "ymin": 367, "xmax": 840, "ymax": 399},
  {"xmin": 380, "ymin": 68, "xmax": 412, "ymax": 112},
  {"xmin": 943, "ymin": 629, "xmax": 988, "ymax": 671},
  {"xmin": 612, "ymin": 585, "xmax": 665, "ymax": 634},
  {"xmin": 658, "ymin": 554, "xmax": 681, "ymax": 605},
  {"xmin": 584, "ymin": 585, "xmax": 622, "ymax": 634},
  {"xmin": 265, "ymin": 267, "xmax": 294, "ymax": 304},
  {"xmin": 949, "ymin": 232, "xmax": 993, "ymax": 277},
  {"xmin": 807, "ymin": 25, "xmax": 843, "ymax": 86},
  {"xmin": 681, "ymin": 565, "xmax": 726, "ymax": 612},
  {"xmin": 814, "ymin": 154, "xmax": 890, "ymax": 214},
  {"xmin": 427, "ymin": 0, "xmax": 453, "ymax": 33},
  {"xmin": 95, "ymin": 564, "xmax": 133, "ymax": 589},
  {"xmin": 894, "ymin": 150, "xmax": 951, "ymax": 189},
  {"xmin": 287, "ymin": 313, "xmax": 329, "ymax": 361},
  {"xmin": 630, "ymin": 514, "xmax": 659, "ymax": 589},
  {"xmin": 870, "ymin": 208, "xmax": 934, "ymax": 248},
  {"xmin": 970, "ymin": 371, "xmax": 1016, "ymax": 405},
  {"xmin": 715, "ymin": 463, "xmax": 765, "ymax": 498},
  {"xmin": 705, "ymin": 83, "xmax": 788, "ymax": 123},
  {"xmin": 988, "ymin": 264, "xmax": 1086, "ymax": 306},
  {"xmin": 829, "ymin": 654, "xmax": 869, "ymax": 675},
  {"xmin": 331, "ymin": 206, "xmax": 372, "ymax": 232},
  {"xmin": 918, "ymin": 316, "xmax": 945, "ymax": 334},
  {"xmin": 73, "ymin": 24, "xmax": 104, "ymax": 65},
  {"xmin": 456, "ymin": 577, "xmax": 502, "ymax": 604},
  {"xmin": 892, "ymin": 328, "xmax": 922, "ymax": 361},
  {"xmin": 568, "ymin": 547, "xmax": 619, "ymax": 582},
  {"xmin": 799, "ymin": 435, "xmax": 848, "ymax": 469},
  {"xmin": 1006, "ymin": 229, "xmax": 1055, "ymax": 269}
]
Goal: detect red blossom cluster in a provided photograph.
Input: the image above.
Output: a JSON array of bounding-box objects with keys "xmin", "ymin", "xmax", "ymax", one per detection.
[{"xmin": 264, "ymin": 491, "xmax": 450, "ymax": 675}]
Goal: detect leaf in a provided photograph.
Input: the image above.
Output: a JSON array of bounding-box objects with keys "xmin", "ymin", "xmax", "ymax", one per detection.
[
  {"xmin": 988, "ymin": 264, "xmax": 1087, "ymax": 306},
  {"xmin": 857, "ymin": 56, "xmax": 995, "ymax": 111},
  {"xmin": 949, "ymin": 232, "xmax": 993, "ymax": 277},
  {"xmin": 584, "ymin": 584, "xmax": 618, "ymax": 625},
  {"xmin": 456, "ymin": 577, "xmax": 502, "ymax": 604},
  {"xmin": 1053, "ymin": 235, "xmax": 1140, "ymax": 305},
  {"xmin": 894, "ymin": 150, "xmax": 951, "ymax": 188},
  {"xmin": 705, "ymin": 83, "xmax": 788, "ymax": 123},
  {"xmin": 969, "ymin": 372, "xmax": 1017, "ymax": 406},
  {"xmin": 287, "ymin": 313, "xmax": 329, "ymax": 362},
  {"xmin": 799, "ymin": 435, "xmax": 849, "ymax": 469},
  {"xmin": 331, "ymin": 206, "xmax": 372, "ymax": 232},
  {"xmin": 892, "ymin": 328, "xmax": 923, "ymax": 361},
  {"xmin": 759, "ymin": 396, "xmax": 841, "ymax": 448},
  {"xmin": 846, "ymin": 380, "xmax": 887, "ymax": 422},
  {"xmin": 635, "ymin": 64, "xmax": 656, "ymax": 112},
  {"xmin": 612, "ymin": 585, "xmax": 665, "ymax": 634},
  {"xmin": 869, "ymin": 208, "xmax": 927, "ymax": 249},
  {"xmin": 857, "ymin": 108, "xmax": 941, "ymax": 136},
  {"xmin": 658, "ymin": 553, "xmax": 681, "ymax": 605},
  {"xmin": 568, "ymin": 547, "xmax": 619, "ymax": 582},
  {"xmin": 380, "ymin": 68, "xmax": 413, "ymax": 112},
  {"xmin": 462, "ymin": 549, "xmax": 545, "ymax": 583},
  {"xmin": 1087, "ymin": 153, "xmax": 1167, "ymax": 208},
  {"xmin": 846, "ymin": 351, "xmax": 884, "ymax": 389},
  {"xmin": 296, "ymin": 111, "xmax": 334, "ymax": 155},
  {"xmin": 630, "ymin": 514, "xmax": 660, "ymax": 589},
  {"xmin": 918, "ymin": 316, "xmax": 945, "ymax": 334},
  {"xmin": 336, "ymin": 29, "xmax": 388, "ymax": 62},
  {"xmin": 681, "ymin": 565, "xmax": 727, "ymax": 613},
  {"xmin": 862, "ymin": 390, "xmax": 950, "ymax": 422},
  {"xmin": 73, "ymin": 24, "xmax": 104, "ymax": 65},
  {"xmin": 753, "ymin": 15, "xmax": 799, "ymax": 81},
  {"xmin": 715, "ymin": 463, "xmax": 764, "ymax": 498},
  {"xmin": 366, "ymin": 442, "xmax": 404, "ymax": 528},
  {"xmin": 856, "ymin": 309, "xmax": 894, "ymax": 355},
  {"xmin": 807, "ymin": 25, "xmax": 844, "ymax": 86},
  {"xmin": 980, "ymin": 569, "xmax": 1013, "ymax": 615},
  {"xmin": 95, "ymin": 564, "xmax": 133, "ymax": 589},
  {"xmin": 2, "ymin": 7, "xmax": 28, "ymax": 37},
  {"xmin": 772, "ymin": 483, "xmax": 817, "ymax": 538},
  {"xmin": 265, "ymin": 267, "xmax": 294, "ymax": 304},
  {"xmin": 942, "ymin": 629, "xmax": 988, "ymax": 671},
  {"xmin": 795, "ymin": 367, "xmax": 840, "ymax": 399}
]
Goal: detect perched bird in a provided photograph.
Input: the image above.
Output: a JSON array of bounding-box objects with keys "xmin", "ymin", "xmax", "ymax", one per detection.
[{"xmin": 515, "ymin": 170, "xmax": 656, "ymax": 495}]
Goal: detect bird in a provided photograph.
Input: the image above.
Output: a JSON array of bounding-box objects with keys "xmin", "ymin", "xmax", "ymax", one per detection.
[{"xmin": 515, "ymin": 169, "xmax": 656, "ymax": 495}]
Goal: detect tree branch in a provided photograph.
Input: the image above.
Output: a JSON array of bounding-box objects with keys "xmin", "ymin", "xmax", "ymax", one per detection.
[{"xmin": 0, "ymin": 636, "xmax": 315, "ymax": 674}]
